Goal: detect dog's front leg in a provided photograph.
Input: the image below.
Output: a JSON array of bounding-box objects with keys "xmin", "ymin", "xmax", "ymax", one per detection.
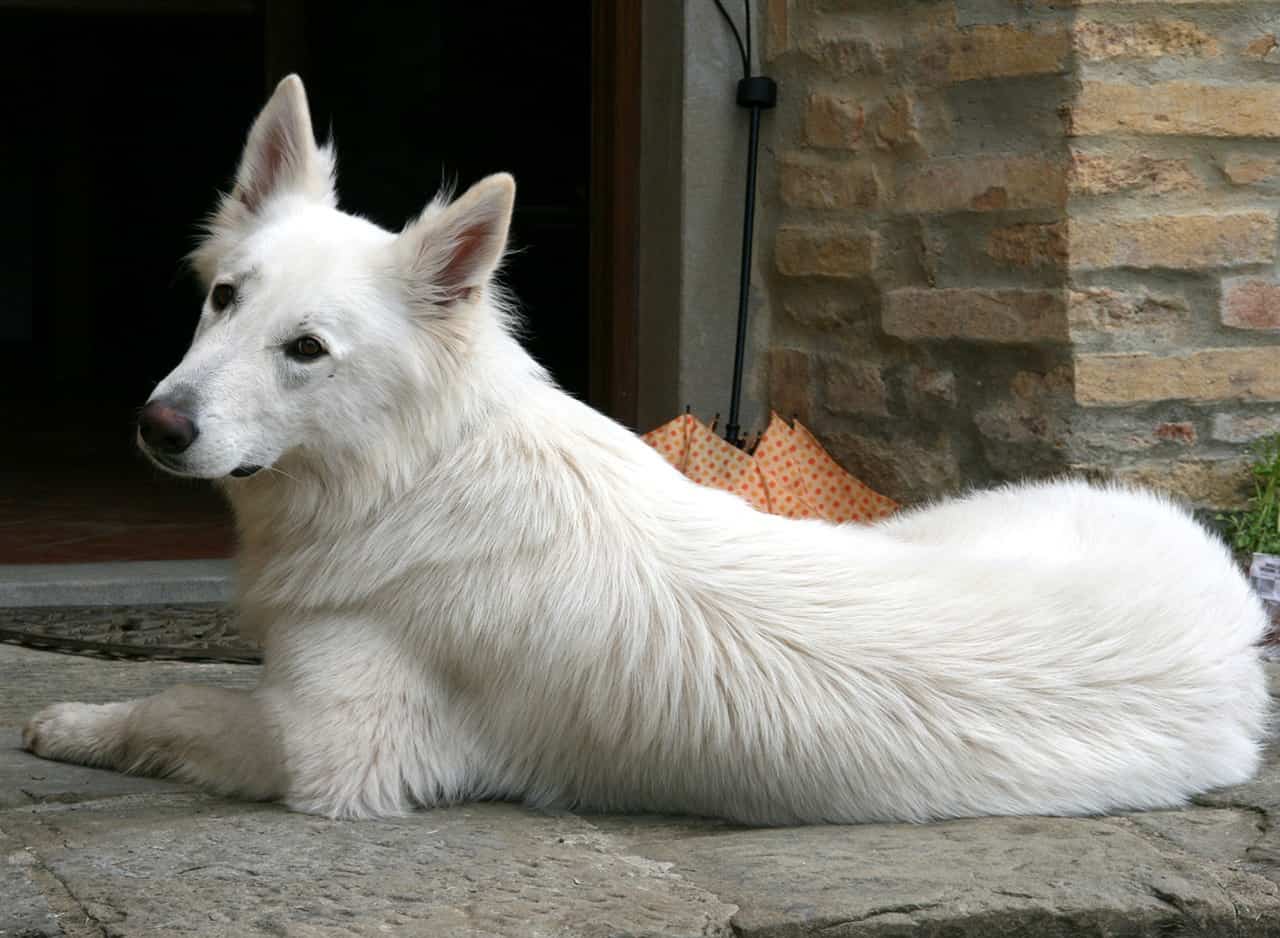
[{"xmin": 22, "ymin": 685, "xmax": 285, "ymax": 801}]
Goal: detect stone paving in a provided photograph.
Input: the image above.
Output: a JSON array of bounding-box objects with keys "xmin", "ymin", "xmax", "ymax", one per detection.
[{"xmin": 4, "ymin": 643, "xmax": 1280, "ymax": 937}]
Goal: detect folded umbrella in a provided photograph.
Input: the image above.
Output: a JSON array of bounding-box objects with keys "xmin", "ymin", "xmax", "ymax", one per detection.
[{"xmin": 643, "ymin": 412, "xmax": 897, "ymax": 524}]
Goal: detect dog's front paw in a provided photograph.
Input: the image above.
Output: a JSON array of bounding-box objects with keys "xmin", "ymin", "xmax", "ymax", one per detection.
[{"xmin": 22, "ymin": 702, "xmax": 131, "ymax": 769}]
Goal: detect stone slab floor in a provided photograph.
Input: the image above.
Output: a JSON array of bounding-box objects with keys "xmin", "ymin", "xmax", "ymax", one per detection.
[{"xmin": 4, "ymin": 644, "xmax": 1280, "ymax": 937}]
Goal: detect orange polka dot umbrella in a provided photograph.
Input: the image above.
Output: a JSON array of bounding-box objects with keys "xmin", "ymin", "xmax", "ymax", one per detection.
[{"xmin": 642, "ymin": 412, "xmax": 897, "ymax": 524}]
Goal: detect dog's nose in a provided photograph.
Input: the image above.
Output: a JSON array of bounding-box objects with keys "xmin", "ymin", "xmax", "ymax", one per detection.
[{"xmin": 138, "ymin": 399, "xmax": 198, "ymax": 454}]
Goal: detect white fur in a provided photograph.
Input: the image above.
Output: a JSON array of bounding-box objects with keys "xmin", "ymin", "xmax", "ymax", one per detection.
[{"xmin": 24, "ymin": 76, "xmax": 1269, "ymax": 824}]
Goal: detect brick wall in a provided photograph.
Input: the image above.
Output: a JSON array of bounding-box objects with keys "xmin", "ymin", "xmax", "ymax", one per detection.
[{"xmin": 763, "ymin": 0, "xmax": 1280, "ymax": 510}]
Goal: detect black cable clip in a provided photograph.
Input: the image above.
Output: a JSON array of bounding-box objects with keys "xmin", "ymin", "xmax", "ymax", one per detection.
[{"xmin": 736, "ymin": 76, "xmax": 777, "ymax": 110}]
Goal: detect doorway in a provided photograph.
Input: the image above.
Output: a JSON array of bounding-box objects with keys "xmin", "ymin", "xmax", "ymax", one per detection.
[{"xmin": 0, "ymin": 1, "xmax": 615, "ymax": 564}]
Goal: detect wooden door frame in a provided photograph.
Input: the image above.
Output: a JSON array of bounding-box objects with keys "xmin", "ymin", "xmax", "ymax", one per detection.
[{"xmin": 589, "ymin": 0, "xmax": 642, "ymax": 428}]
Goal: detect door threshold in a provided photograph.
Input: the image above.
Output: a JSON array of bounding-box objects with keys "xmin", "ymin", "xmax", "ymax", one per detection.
[{"xmin": 0, "ymin": 560, "xmax": 233, "ymax": 608}]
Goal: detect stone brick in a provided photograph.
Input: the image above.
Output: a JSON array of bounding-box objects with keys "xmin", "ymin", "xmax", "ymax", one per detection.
[
  {"xmin": 779, "ymin": 155, "xmax": 881, "ymax": 211},
  {"xmin": 1068, "ymin": 212, "xmax": 1276, "ymax": 271},
  {"xmin": 805, "ymin": 93, "xmax": 865, "ymax": 149},
  {"xmin": 812, "ymin": 0, "xmax": 873, "ymax": 10},
  {"xmin": 1096, "ymin": 459, "xmax": 1250, "ymax": 509},
  {"xmin": 776, "ymin": 228, "xmax": 876, "ymax": 279},
  {"xmin": 1244, "ymin": 34, "xmax": 1278, "ymax": 60},
  {"xmin": 1212, "ymin": 412, "xmax": 1280, "ymax": 444},
  {"xmin": 784, "ymin": 296, "xmax": 870, "ymax": 332},
  {"xmin": 975, "ymin": 403, "xmax": 1057, "ymax": 448},
  {"xmin": 824, "ymin": 431, "xmax": 962, "ymax": 501},
  {"xmin": 1075, "ymin": 347, "xmax": 1280, "ymax": 406},
  {"xmin": 883, "ymin": 288, "xmax": 1068, "ymax": 343},
  {"xmin": 904, "ymin": 0, "xmax": 957, "ymax": 30},
  {"xmin": 1069, "ymin": 151, "xmax": 1200, "ymax": 197},
  {"xmin": 1220, "ymin": 155, "xmax": 1280, "ymax": 186},
  {"xmin": 799, "ymin": 37, "xmax": 888, "ymax": 77},
  {"xmin": 1072, "ymin": 82, "xmax": 1280, "ymax": 138},
  {"xmin": 986, "ymin": 222, "xmax": 1067, "ymax": 270},
  {"xmin": 977, "ymin": 404, "xmax": 1063, "ymax": 450},
  {"xmin": 1073, "ymin": 19, "xmax": 1218, "ymax": 60},
  {"xmin": 1070, "ymin": 0, "xmax": 1248, "ymax": 4},
  {"xmin": 1072, "ymin": 417, "xmax": 1161, "ymax": 455},
  {"xmin": 1067, "ymin": 288, "xmax": 1189, "ymax": 334},
  {"xmin": 823, "ymin": 361, "xmax": 888, "ymax": 416},
  {"xmin": 944, "ymin": 25, "xmax": 1070, "ymax": 82},
  {"xmin": 1222, "ymin": 278, "xmax": 1280, "ymax": 330},
  {"xmin": 1154, "ymin": 422, "xmax": 1197, "ymax": 444},
  {"xmin": 905, "ymin": 365, "xmax": 958, "ymax": 407},
  {"xmin": 870, "ymin": 94, "xmax": 925, "ymax": 157},
  {"xmin": 898, "ymin": 156, "xmax": 1067, "ymax": 213},
  {"xmin": 769, "ymin": 348, "xmax": 813, "ymax": 424},
  {"xmin": 1011, "ymin": 366, "xmax": 1073, "ymax": 400},
  {"xmin": 976, "ymin": 367, "xmax": 1072, "ymax": 447},
  {"xmin": 765, "ymin": 0, "xmax": 789, "ymax": 62}
]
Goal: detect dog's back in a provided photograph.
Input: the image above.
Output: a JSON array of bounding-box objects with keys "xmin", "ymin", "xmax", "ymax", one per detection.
[{"xmin": 342, "ymin": 395, "xmax": 1268, "ymax": 824}]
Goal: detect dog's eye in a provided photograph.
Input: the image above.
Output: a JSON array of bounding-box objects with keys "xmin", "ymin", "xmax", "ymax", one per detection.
[
  {"xmin": 287, "ymin": 336, "xmax": 327, "ymax": 361},
  {"xmin": 210, "ymin": 283, "xmax": 236, "ymax": 312}
]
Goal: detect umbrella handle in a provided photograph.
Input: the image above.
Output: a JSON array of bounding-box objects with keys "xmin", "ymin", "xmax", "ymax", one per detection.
[
  {"xmin": 725, "ymin": 77, "xmax": 776, "ymax": 447},
  {"xmin": 708, "ymin": 2, "xmax": 777, "ymax": 448}
]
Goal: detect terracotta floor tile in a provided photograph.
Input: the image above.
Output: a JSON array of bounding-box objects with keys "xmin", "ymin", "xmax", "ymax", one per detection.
[{"xmin": 2, "ymin": 407, "xmax": 235, "ymax": 563}]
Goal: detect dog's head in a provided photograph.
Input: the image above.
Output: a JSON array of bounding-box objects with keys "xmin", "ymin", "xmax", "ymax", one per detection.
[{"xmin": 139, "ymin": 75, "xmax": 515, "ymax": 481}]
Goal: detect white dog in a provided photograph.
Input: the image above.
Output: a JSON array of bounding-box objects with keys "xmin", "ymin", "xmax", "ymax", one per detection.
[{"xmin": 22, "ymin": 76, "xmax": 1269, "ymax": 824}]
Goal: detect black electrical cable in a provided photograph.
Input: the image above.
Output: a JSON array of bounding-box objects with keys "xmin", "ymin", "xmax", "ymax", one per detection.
[
  {"xmin": 713, "ymin": 0, "xmax": 749, "ymax": 78},
  {"xmin": 711, "ymin": 1, "xmax": 777, "ymax": 448}
]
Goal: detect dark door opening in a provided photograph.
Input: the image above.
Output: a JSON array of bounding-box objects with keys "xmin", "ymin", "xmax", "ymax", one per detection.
[{"xmin": 0, "ymin": 2, "xmax": 594, "ymax": 564}]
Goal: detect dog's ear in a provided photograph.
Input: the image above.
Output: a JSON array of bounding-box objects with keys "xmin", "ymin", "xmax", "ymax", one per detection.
[
  {"xmin": 191, "ymin": 75, "xmax": 335, "ymax": 284},
  {"xmin": 395, "ymin": 174, "xmax": 516, "ymax": 309},
  {"xmin": 231, "ymin": 74, "xmax": 335, "ymax": 213}
]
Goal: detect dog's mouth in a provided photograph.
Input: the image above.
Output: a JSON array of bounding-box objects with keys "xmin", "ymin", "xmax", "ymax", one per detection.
[
  {"xmin": 142, "ymin": 446, "xmax": 264, "ymax": 481},
  {"xmin": 144, "ymin": 450, "xmax": 192, "ymax": 477}
]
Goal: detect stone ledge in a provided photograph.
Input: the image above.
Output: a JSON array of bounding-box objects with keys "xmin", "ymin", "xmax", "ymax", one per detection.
[{"xmin": 3, "ymin": 645, "xmax": 1279, "ymax": 937}]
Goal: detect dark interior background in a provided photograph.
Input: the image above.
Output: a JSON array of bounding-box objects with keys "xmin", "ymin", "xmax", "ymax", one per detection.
[
  {"xmin": 0, "ymin": 1, "xmax": 591, "ymax": 563},
  {"xmin": 0, "ymin": 1, "xmax": 590, "ymax": 437}
]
